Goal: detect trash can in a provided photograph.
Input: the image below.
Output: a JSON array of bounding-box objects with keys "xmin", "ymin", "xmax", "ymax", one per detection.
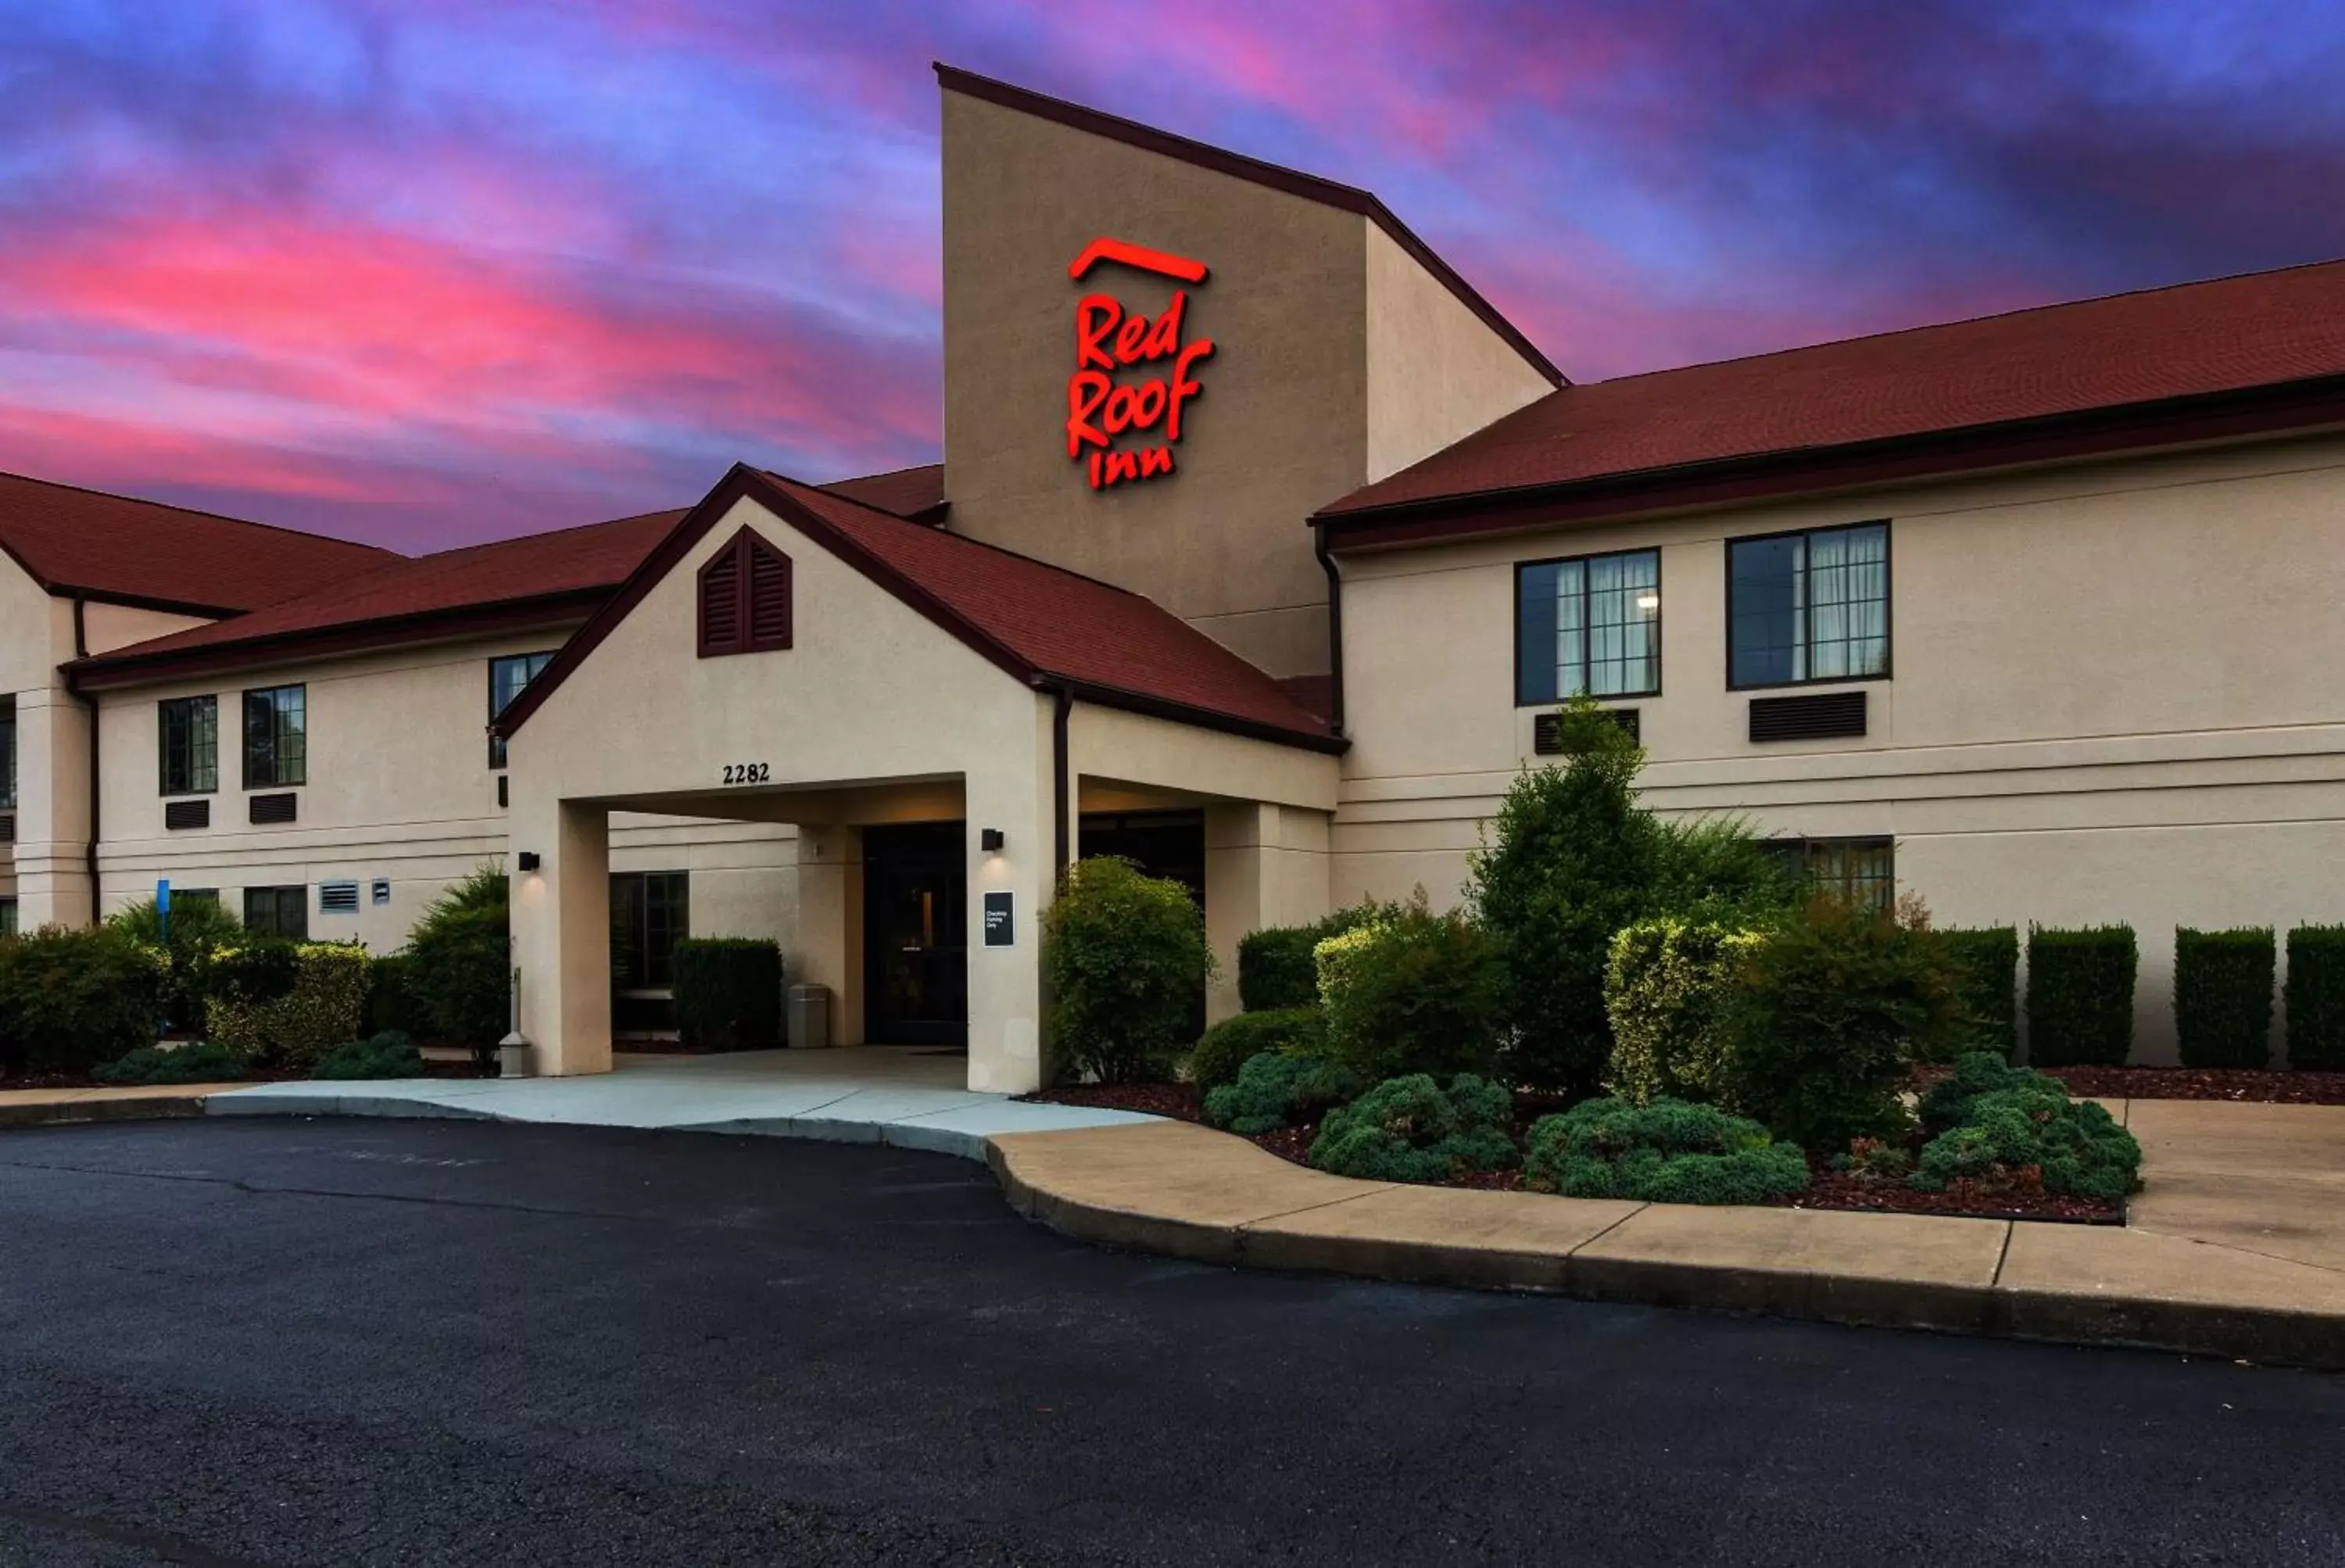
[{"xmin": 787, "ymin": 983, "xmax": 831, "ymax": 1050}]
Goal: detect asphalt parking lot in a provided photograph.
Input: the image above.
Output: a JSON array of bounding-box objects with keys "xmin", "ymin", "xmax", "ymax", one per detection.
[{"xmin": 2, "ymin": 1116, "xmax": 2340, "ymax": 1566}]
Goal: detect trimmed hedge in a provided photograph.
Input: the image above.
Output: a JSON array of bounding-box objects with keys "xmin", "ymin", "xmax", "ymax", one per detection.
[
  {"xmin": 205, "ymin": 943, "xmax": 372, "ymax": 1069},
  {"xmin": 1313, "ymin": 900, "xmax": 1503, "ymax": 1083},
  {"xmin": 1522, "ymin": 1097, "xmax": 1807, "ymax": 1205},
  {"xmin": 673, "ymin": 937, "xmax": 782, "ymax": 1051},
  {"xmin": 1306, "ymin": 1073, "xmax": 1516, "ymax": 1183},
  {"xmin": 363, "ymin": 953, "xmax": 431, "ymax": 1040},
  {"xmin": 0, "ymin": 925, "xmax": 166, "ymax": 1076},
  {"xmin": 1602, "ymin": 918, "xmax": 1760, "ymax": 1104},
  {"xmin": 109, "ymin": 895, "xmax": 245, "ymax": 1033},
  {"xmin": 1235, "ymin": 904, "xmax": 1387, "ymax": 1011},
  {"xmin": 2285, "ymin": 925, "xmax": 2345, "ymax": 1070},
  {"xmin": 1939, "ymin": 926, "xmax": 2019, "ymax": 1062},
  {"xmin": 1202, "ymin": 1050, "xmax": 1360, "ymax": 1136},
  {"xmin": 1189, "ymin": 1007, "xmax": 1323, "ymax": 1095},
  {"xmin": 2025, "ymin": 925, "xmax": 2136, "ymax": 1067},
  {"xmin": 2174, "ymin": 927, "xmax": 2275, "ymax": 1069},
  {"xmin": 1044, "ymin": 857, "xmax": 1213, "ymax": 1083}
]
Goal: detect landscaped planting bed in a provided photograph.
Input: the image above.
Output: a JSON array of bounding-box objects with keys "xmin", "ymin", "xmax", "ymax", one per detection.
[{"xmin": 2029, "ymin": 1065, "xmax": 2345, "ymax": 1105}]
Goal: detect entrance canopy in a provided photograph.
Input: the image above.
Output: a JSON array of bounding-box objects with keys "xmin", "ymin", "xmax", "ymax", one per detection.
[{"xmin": 496, "ymin": 465, "xmax": 1343, "ymax": 1093}]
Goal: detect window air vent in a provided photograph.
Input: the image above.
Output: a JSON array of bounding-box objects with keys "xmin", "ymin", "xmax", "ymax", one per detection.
[
  {"xmin": 1533, "ymin": 707, "xmax": 1642, "ymax": 755},
  {"xmin": 371, "ymin": 879, "xmax": 392, "ymax": 907},
  {"xmin": 319, "ymin": 881, "xmax": 360, "ymax": 915},
  {"xmin": 1749, "ymin": 690, "xmax": 1867, "ymax": 743},
  {"xmin": 163, "ymin": 799, "xmax": 211, "ymax": 831},
  {"xmin": 249, "ymin": 792, "xmax": 298, "ymax": 825},
  {"xmin": 0, "ymin": 812, "xmax": 13, "ymax": 843}
]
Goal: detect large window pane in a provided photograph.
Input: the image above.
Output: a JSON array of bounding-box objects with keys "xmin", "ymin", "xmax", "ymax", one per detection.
[
  {"xmin": 242, "ymin": 685, "xmax": 306, "ymax": 789},
  {"xmin": 0, "ymin": 897, "xmax": 16, "ymax": 937},
  {"xmin": 488, "ymin": 651, "xmax": 557, "ymax": 768},
  {"xmin": 1516, "ymin": 550, "xmax": 1659, "ymax": 703},
  {"xmin": 0, "ymin": 699, "xmax": 14, "ymax": 810},
  {"xmin": 159, "ymin": 696, "xmax": 218, "ymax": 796},
  {"xmin": 243, "ymin": 885, "xmax": 308, "ymax": 941},
  {"xmin": 1730, "ymin": 523, "xmax": 1889, "ymax": 687}
]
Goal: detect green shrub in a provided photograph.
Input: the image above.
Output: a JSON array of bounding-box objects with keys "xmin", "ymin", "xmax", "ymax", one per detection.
[
  {"xmin": 0, "ymin": 925, "xmax": 166, "ymax": 1076},
  {"xmin": 1306, "ymin": 1073, "xmax": 1517, "ymax": 1183},
  {"xmin": 1521, "ymin": 1097, "xmax": 1807, "ymax": 1205},
  {"xmin": 672, "ymin": 937, "xmax": 782, "ymax": 1051},
  {"xmin": 2286, "ymin": 925, "xmax": 2345, "ymax": 1070},
  {"xmin": 204, "ymin": 943, "xmax": 371, "ymax": 1069},
  {"xmin": 109, "ymin": 895, "xmax": 244, "ymax": 1033},
  {"xmin": 1189, "ymin": 1008, "xmax": 1323, "ymax": 1094},
  {"xmin": 313, "ymin": 1030, "xmax": 427, "ymax": 1080},
  {"xmin": 1043, "ymin": 857, "xmax": 1213, "ymax": 1083},
  {"xmin": 2026, "ymin": 925, "xmax": 2137, "ymax": 1067},
  {"xmin": 406, "ymin": 868, "xmax": 512, "ymax": 1070},
  {"xmin": 363, "ymin": 952, "xmax": 430, "ymax": 1040},
  {"xmin": 1235, "ymin": 904, "xmax": 1389, "ymax": 1012},
  {"xmin": 2174, "ymin": 927, "xmax": 2275, "ymax": 1069},
  {"xmin": 1720, "ymin": 895, "xmax": 1963, "ymax": 1150},
  {"xmin": 1314, "ymin": 897, "xmax": 1504, "ymax": 1083},
  {"xmin": 1468, "ymin": 695, "xmax": 1801, "ymax": 1094},
  {"xmin": 200, "ymin": 939, "xmax": 300, "ymax": 1011},
  {"xmin": 1602, "ymin": 918, "xmax": 1762, "ymax": 1104},
  {"xmin": 1917, "ymin": 1050, "xmax": 2054, "ymax": 1137},
  {"xmin": 1202, "ymin": 1050, "xmax": 1362, "ymax": 1135},
  {"xmin": 1939, "ymin": 926, "xmax": 2019, "ymax": 1061},
  {"xmin": 1910, "ymin": 1064, "xmax": 2141, "ymax": 1201},
  {"xmin": 93, "ymin": 1039, "xmax": 252, "ymax": 1086}
]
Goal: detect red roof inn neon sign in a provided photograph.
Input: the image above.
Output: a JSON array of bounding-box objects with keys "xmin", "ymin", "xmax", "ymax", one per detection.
[{"xmin": 1065, "ymin": 238, "xmax": 1215, "ymax": 491}]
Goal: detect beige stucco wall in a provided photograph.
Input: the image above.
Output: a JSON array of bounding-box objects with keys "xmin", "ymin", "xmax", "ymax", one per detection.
[
  {"xmin": 1363, "ymin": 224, "xmax": 1554, "ymax": 482},
  {"xmin": 940, "ymin": 88, "xmax": 1365, "ymax": 678},
  {"xmin": 1330, "ymin": 431, "xmax": 2345, "ymax": 1061},
  {"xmin": 86, "ymin": 623, "xmax": 796, "ymax": 954}
]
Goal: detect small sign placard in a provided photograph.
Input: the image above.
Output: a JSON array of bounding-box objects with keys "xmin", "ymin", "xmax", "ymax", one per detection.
[{"xmin": 982, "ymin": 891, "xmax": 1015, "ymax": 947}]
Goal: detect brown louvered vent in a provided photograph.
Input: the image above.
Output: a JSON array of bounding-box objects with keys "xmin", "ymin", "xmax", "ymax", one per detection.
[
  {"xmin": 698, "ymin": 528, "xmax": 794, "ymax": 657},
  {"xmin": 1749, "ymin": 690, "xmax": 1867, "ymax": 743},
  {"xmin": 0, "ymin": 812, "xmax": 13, "ymax": 843},
  {"xmin": 164, "ymin": 799, "xmax": 211, "ymax": 831},
  {"xmin": 249, "ymin": 792, "xmax": 298, "ymax": 825},
  {"xmin": 1533, "ymin": 707, "xmax": 1642, "ymax": 755}
]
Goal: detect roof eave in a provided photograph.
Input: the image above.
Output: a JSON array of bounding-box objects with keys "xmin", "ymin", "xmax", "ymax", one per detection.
[{"xmin": 1316, "ymin": 371, "xmax": 2345, "ymax": 551}]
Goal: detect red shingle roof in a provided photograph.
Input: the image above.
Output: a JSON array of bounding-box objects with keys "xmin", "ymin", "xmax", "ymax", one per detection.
[
  {"xmin": 820, "ymin": 463, "xmax": 947, "ymax": 522},
  {"xmin": 0, "ymin": 470, "xmax": 397, "ymax": 613},
  {"xmin": 1322, "ymin": 257, "xmax": 2345, "ymax": 521},
  {"xmin": 75, "ymin": 508, "xmax": 688, "ymax": 678}
]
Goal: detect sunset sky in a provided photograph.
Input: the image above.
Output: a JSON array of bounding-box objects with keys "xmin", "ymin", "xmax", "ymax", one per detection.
[{"xmin": 5, "ymin": 1, "xmax": 2343, "ymax": 553}]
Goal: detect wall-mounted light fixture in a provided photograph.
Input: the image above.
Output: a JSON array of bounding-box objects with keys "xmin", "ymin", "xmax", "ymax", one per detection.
[
  {"xmin": 517, "ymin": 851, "xmax": 542, "ymax": 872},
  {"xmin": 979, "ymin": 829, "xmax": 1005, "ymax": 853}
]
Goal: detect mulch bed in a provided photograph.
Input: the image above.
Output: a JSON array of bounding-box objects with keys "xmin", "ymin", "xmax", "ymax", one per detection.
[
  {"xmin": 2030, "ymin": 1065, "xmax": 2345, "ymax": 1105},
  {"xmin": 1022, "ymin": 1081, "xmax": 2115, "ymax": 1221}
]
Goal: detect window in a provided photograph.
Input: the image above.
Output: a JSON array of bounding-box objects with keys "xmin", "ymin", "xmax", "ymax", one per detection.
[
  {"xmin": 1516, "ymin": 549, "xmax": 1660, "ymax": 704},
  {"xmin": 243, "ymin": 885, "xmax": 309, "ymax": 940},
  {"xmin": 0, "ymin": 897, "xmax": 16, "ymax": 937},
  {"xmin": 0, "ymin": 697, "xmax": 15, "ymax": 809},
  {"xmin": 159, "ymin": 695, "xmax": 219, "ymax": 796},
  {"xmin": 1728, "ymin": 522, "xmax": 1889, "ymax": 689},
  {"xmin": 176, "ymin": 889, "xmax": 220, "ymax": 912},
  {"xmin": 489, "ymin": 652, "xmax": 557, "ymax": 768},
  {"xmin": 697, "ymin": 528, "xmax": 793, "ymax": 657},
  {"xmin": 610, "ymin": 871, "xmax": 689, "ymax": 990},
  {"xmin": 242, "ymin": 685, "xmax": 306, "ymax": 789},
  {"xmin": 1770, "ymin": 836, "xmax": 1896, "ymax": 912}
]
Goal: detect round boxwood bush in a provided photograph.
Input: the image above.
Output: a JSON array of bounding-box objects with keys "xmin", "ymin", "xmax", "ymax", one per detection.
[
  {"xmin": 1306, "ymin": 1073, "xmax": 1516, "ymax": 1183},
  {"xmin": 312, "ymin": 1030, "xmax": 428, "ymax": 1081},
  {"xmin": 1203, "ymin": 1050, "xmax": 1361, "ymax": 1136},
  {"xmin": 1189, "ymin": 1007, "xmax": 1323, "ymax": 1095},
  {"xmin": 1522, "ymin": 1097, "xmax": 1807, "ymax": 1205},
  {"xmin": 1602, "ymin": 918, "xmax": 1761, "ymax": 1104},
  {"xmin": 1043, "ymin": 857, "xmax": 1213, "ymax": 1083}
]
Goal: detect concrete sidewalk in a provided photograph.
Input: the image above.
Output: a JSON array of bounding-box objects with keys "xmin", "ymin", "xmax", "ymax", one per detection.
[{"xmin": 988, "ymin": 1099, "xmax": 2345, "ymax": 1369}]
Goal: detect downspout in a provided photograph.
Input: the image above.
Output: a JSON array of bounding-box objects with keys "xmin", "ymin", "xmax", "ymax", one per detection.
[
  {"xmin": 1051, "ymin": 684, "xmax": 1072, "ymax": 880},
  {"xmin": 68, "ymin": 596, "xmax": 101, "ymax": 925},
  {"xmin": 1312, "ymin": 523, "xmax": 1346, "ymax": 735}
]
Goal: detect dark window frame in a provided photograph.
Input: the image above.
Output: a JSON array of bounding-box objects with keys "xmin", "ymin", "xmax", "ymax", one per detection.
[
  {"xmin": 1725, "ymin": 521, "xmax": 1893, "ymax": 692},
  {"xmin": 1769, "ymin": 836, "xmax": 1896, "ymax": 912},
  {"xmin": 242, "ymin": 684, "xmax": 307, "ymax": 789},
  {"xmin": 0, "ymin": 697, "xmax": 16, "ymax": 811},
  {"xmin": 0, "ymin": 896, "xmax": 16, "ymax": 937},
  {"xmin": 158, "ymin": 694, "xmax": 220, "ymax": 797},
  {"xmin": 489, "ymin": 650, "xmax": 560, "ymax": 768},
  {"xmin": 610, "ymin": 870, "xmax": 690, "ymax": 991},
  {"xmin": 242, "ymin": 884, "xmax": 309, "ymax": 941},
  {"xmin": 1513, "ymin": 546, "xmax": 1664, "ymax": 707}
]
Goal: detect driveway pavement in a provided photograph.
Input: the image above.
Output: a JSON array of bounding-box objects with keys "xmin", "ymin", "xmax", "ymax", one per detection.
[{"xmin": 2, "ymin": 1118, "xmax": 2343, "ymax": 1566}]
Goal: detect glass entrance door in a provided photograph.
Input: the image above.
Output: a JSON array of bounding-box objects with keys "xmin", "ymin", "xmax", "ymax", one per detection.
[{"xmin": 863, "ymin": 822, "xmax": 968, "ymax": 1045}]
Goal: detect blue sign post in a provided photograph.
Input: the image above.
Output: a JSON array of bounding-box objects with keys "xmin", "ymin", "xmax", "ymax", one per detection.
[{"xmin": 156, "ymin": 879, "xmax": 170, "ymax": 944}]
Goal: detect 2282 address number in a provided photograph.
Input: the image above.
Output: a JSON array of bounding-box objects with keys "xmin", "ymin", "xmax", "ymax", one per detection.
[{"xmin": 721, "ymin": 763, "xmax": 771, "ymax": 786}]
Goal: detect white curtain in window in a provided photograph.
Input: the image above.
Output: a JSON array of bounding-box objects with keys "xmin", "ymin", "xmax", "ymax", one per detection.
[
  {"xmin": 1552, "ymin": 559, "xmax": 1587, "ymax": 696},
  {"xmin": 1588, "ymin": 551, "xmax": 1658, "ymax": 695},
  {"xmin": 1806, "ymin": 526, "xmax": 1886, "ymax": 679}
]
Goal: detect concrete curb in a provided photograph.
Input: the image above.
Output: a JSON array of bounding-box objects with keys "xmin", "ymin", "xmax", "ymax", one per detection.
[
  {"xmin": 985, "ymin": 1137, "xmax": 2345, "ymax": 1370},
  {"xmin": 0, "ymin": 1094, "xmax": 212, "ymax": 1128}
]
